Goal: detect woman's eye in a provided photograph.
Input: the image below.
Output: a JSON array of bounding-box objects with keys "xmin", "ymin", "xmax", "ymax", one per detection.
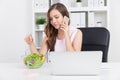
[{"xmin": 55, "ymin": 17, "xmax": 59, "ymax": 19}]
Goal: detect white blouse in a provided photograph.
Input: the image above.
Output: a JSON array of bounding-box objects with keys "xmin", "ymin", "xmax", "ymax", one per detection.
[{"xmin": 55, "ymin": 28, "xmax": 78, "ymax": 51}]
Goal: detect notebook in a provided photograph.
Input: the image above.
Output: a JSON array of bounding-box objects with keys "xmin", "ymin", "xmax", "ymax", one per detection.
[{"xmin": 48, "ymin": 51, "xmax": 102, "ymax": 76}]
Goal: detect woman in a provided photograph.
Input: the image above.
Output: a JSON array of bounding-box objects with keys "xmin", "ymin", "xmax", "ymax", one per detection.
[{"xmin": 25, "ymin": 3, "xmax": 82, "ymax": 55}]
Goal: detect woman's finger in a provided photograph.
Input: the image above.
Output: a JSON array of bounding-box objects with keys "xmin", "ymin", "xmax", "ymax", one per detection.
[
  {"xmin": 29, "ymin": 35, "xmax": 33, "ymax": 42},
  {"xmin": 60, "ymin": 27, "xmax": 65, "ymax": 32}
]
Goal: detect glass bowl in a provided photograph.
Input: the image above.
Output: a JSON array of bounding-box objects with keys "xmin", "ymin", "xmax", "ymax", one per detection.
[{"xmin": 23, "ymin": 53, "xmax": 45, "ymax": 69}]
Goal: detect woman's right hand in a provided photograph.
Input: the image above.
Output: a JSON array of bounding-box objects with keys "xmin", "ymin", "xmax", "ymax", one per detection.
[{"xmin": 24, "ymin": 34, "xmax": 34, "ymax": 45}]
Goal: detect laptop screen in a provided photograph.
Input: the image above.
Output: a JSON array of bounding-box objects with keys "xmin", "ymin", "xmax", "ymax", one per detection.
[{"xmin": 48, "ymin": 51, "xmax": 102, "ymax": 76}]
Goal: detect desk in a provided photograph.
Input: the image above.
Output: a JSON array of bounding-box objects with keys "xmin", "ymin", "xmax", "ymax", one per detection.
[{"xmin": 0, "ymin": 62, "xmax": 120, "ymax": 80}]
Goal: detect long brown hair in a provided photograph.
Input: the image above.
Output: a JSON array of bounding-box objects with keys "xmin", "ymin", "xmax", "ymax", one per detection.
[{"xmin": 45, "ymin": 3, "xmax": 70, "ymax": 51}]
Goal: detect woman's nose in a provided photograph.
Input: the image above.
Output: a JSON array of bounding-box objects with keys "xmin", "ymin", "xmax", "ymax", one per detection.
[{"xmin": 52, "ymin": 18, "xmax": 56, "ymax": 23}]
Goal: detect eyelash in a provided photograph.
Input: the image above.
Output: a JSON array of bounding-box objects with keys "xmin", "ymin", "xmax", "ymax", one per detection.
[
  {"xmin": 55, "ymin": 17, "xmax": 59, "ymax": 19},
  {"xmin": 50, "ymin": 17, "xmax": 59, "ymax": 21}
]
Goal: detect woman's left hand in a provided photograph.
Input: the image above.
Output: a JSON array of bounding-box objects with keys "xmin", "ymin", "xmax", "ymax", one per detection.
[{"xmin": 60, "ymin": 20, "xmax": 69, "ymax": 33}]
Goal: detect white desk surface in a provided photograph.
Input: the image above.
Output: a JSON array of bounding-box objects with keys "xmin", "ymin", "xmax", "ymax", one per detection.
[{"xmin": 0, "ymin": 62, "xmax": 120, "ymax": 80}]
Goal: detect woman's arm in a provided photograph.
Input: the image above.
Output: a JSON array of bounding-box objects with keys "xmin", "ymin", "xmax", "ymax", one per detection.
[
  {"xmin": 72, "ymin": 29, "xmax": 82, "ymax": 51},
  {"xmin": 38, "ymin": 36, "xmax": 49, "ymax": 55},
  {"xmin": 64, "ymin": 29, "xmax": 82, "ymax": 51},
  {"xmin": 24, "ymin": 35, "xmax": 49, "ymax": 55},
  {"xmin": 24, "ymin": 34, "xmax": 39, "ymax": 53}
]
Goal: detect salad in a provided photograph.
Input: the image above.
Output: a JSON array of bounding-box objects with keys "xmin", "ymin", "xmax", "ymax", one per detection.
[{"xmin": 24, "ymin": 53, "xmax": 45, "ymax": 69}]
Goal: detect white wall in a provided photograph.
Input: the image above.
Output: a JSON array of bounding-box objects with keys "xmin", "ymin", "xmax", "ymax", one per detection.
[
  {"xmin": 0, "ymin": 0, "xmax": 32, "ymax": 62},
  {"xmin": 108, "ymin": 0, "xmax": 120, "ymax": 62},
  {"xmin": 0, "ymin": 0, "xmax": 120, "ymax": 62}
]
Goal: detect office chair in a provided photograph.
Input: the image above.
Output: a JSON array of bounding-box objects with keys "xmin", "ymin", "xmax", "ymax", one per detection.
[{"xmin": 78, "ymin": 27, "xmax": 110, "ymax": 62}]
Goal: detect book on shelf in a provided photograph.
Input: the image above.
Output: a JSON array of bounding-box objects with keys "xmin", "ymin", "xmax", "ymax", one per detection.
[
  {"xmin": 51, "ymin": 0, "xmax": 59, "ymax": 5},
  {"xmin": 80, "ymin": 13, "xmax": 86, "ymax": 27},
  {"xmin": 59, "ymin": 0, "xmax": 71, "ymax": 9},
  {"xmin": 70, "ymin": 12, "xmax": 86, "ymax": 28},
  {"xmin": 87, "ymin": 0, "xmax": 105, "ymax": 7},
  {"xmin": 70, "ymin": 13, "xmax": 80, "ymax": 28},
  {"xmin": 34, "ymin": 0, "xmax": 49, "ymax": 11},
  {"xmin": 94, "ymin": 12, "xmax": 106, "ymax": 27},
  {"xmin": 94, "ymin": 0, "xmax": 99, "ymax": 7},
  {"xmin": 88, "ymin": 0, "xmax": 94, "ymax": 8},
  {"xmin": 98, "ymin": 0, "xmax": 105, "ymax": 7},
  {"xmin": 88, "ymin": 12, "xmax": 95, "ymax": 27}
]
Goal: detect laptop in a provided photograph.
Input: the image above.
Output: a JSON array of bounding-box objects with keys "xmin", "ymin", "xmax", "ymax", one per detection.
[{"xmin": 48, "ymin": 51, "xmax": 102, "ymax": 76}]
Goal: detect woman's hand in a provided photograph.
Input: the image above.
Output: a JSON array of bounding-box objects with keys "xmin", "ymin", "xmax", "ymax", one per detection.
[
  {"xmin": 60, "ymin": 22, "xmax": 69, "ymax": 32},
  {"xmin": 60, "ymin": 17, "xmax": 69, "ymax": 34},
  {"xmin": 24, "ymin": 34, "xmax": 34, "ymax": 45}
]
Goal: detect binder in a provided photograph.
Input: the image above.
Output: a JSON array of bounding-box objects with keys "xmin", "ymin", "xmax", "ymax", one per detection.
[
  {"xmin": 94, "ymin": 0, "xmax": 99, "ymax": 7},
  {"xmin": 70, "ymin": 13, "xmax": 81, "ymax": 28},
  {"xmin": 88, "ymin": 12, "xmax": 95, "ymax": 27},
  {"xmin": 34, "ymin": 0, "xmax": 49, "ymax": 11},
  {"xmin": 60, "ymin": 0, "xmax": 71, "ymax": 9},
  {"xmin": 88, "ymin": 0, "xmax": 94, "ymax": 8},
  {"xmin": 80, "ymin": 13, "xmax": 86, "ymax": 27},
  {"xmin": 98, "ymin": 0, "xmax": 105, "ymax": 7}
]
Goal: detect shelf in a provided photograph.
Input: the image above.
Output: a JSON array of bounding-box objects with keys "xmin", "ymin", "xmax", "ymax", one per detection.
[
  {"xmin": 35, "ymin": 29, "xmax": 44, "ymax": 32},
  {"xmin": 68, "ymin": 7, "xmax": 89, "ymax": 12},
  {"xmin": 88, "ymin": 7, "xmax": 108, "ymax": 12},
  {"xmin": 69, "ymin": 7, "xmax": 108, "ymax": 12},
  {"xmin": 34, "ymin": 8, "xmax": 48, "ymax": 13},
  {"xmin": 33, "ymin": 7, "xmax": 108, "ymax": 13}
]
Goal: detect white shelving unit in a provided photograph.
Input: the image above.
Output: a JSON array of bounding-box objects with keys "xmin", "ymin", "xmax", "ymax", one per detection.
[{"xmin": 32, "ymin": 0, "xmax": 109, "ymax": 49}]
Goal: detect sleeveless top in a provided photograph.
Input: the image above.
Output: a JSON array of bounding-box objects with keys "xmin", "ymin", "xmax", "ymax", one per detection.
[{"xmin": 55, "ymin": 28, "xmax": 78, "ymax": 51}]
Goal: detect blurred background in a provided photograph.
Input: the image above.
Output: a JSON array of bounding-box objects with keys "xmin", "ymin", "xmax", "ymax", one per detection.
[{"xmin": 0, "ymin": 0, "xmax": 120, "ymax": 62}]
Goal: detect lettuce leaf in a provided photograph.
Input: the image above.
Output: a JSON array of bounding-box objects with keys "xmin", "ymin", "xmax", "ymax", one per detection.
[{"xmin": 24, "ymin": 53, "xmax": 45, "ymax": 69}]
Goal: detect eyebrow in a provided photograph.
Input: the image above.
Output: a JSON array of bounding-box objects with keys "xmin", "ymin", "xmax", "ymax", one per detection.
[{"xmin": 50, "ymin": 14, "xmax": 59, "ymax": 19}]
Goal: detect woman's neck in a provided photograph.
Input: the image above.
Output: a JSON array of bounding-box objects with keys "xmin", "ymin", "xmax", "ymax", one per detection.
[{"xmin": 57, "ymin": 29, "xmax": 65, "ymax": 40}]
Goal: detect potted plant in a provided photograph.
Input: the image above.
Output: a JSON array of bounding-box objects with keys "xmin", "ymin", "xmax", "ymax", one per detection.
[
  {"xmin": 76, "ymin": 0, "xmax": 81, "ymax": 2},
  {"xmin": 36, "ymin": 17, "xmax": 46, "ymax": 30},
  {"xmin": 76, "ymin": 0, "xmax": 82, "ymax": 7}
]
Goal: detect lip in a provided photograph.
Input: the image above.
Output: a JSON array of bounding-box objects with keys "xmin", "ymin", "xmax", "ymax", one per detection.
[
  {"xmin": 54, "ymin": 25, "xmax": 60, "ymax": 29},
  {"xmin": 53, "ymin": 23, "xmax": 58, "ymax": 26}
]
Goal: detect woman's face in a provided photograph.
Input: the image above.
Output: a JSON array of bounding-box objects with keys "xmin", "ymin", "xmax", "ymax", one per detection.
[{"xmin": 49, "ymin": 9, "xmax": 63, "ymax": 29}]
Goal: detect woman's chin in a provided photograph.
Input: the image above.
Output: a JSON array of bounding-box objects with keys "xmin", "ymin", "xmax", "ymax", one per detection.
[{"xmin": 54, "ymin": 26, "xmax": 60, "ymax": 29}]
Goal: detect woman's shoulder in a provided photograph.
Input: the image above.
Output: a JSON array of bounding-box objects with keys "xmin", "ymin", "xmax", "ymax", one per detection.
[
  {"xmin": 70, "ymin": 27, "xmax": 77, "ymax": 34},
  {"xmin": 75, "ymin": 29, "xmax": 82, "ymax": 40},
  {"xmin": 76, "ymin": 28, "xmax": 82, "ymax": 35},
  {"xmin": 70, "ymin": 27, "xmax": 81, "ymax": 34},
  {"xmin": 70, "ymin": 27, "xmax": 82, "ymax": 37}
]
